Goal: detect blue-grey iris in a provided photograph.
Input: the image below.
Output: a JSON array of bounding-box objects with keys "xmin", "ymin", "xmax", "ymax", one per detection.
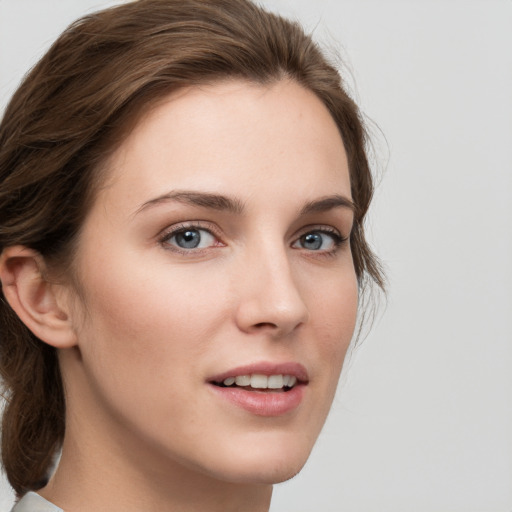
[
  {"xmin": 176, "ymin": 230, "xmax": 201, "ymax": 249},
  {"xmin": 301, "ymin": 232, "xmax": 322, "ymax": 250}
]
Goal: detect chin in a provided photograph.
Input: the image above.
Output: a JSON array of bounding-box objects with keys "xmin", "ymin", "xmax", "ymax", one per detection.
[
  {"xmin": 200, "ymin": 432, "xmax": 316, "ymax": 486},
  {"xmin": 254, "ymin": 463, "xmax": 305, "ymax": 485},
  {"xmin": 213, "ymin": 459, "xmax": 307, "ymax": 486}
]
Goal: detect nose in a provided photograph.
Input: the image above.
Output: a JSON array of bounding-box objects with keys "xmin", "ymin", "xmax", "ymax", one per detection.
[{"xmin": 234, "ymin": 246, "xmax": 309, "ymax": 338}]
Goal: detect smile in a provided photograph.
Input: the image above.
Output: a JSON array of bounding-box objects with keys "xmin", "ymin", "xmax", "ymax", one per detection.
[
  {"xmin": 215, "ymin": 374, "xmax": 298, "ymax": 391},
  {"xmin": 208, "ymin": 363, "xmax": 308, "ymax": 416}
]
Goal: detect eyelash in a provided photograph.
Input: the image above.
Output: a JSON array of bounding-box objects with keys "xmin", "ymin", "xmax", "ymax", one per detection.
[{"xmin": 158, "ymin": 222, "xmax": 348, "ymax": 257}]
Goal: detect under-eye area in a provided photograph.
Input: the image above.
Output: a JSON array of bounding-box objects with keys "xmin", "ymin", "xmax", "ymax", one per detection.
[{"xmin": 212, "ymin": 374, "xmax": 302, "ymax": 392}]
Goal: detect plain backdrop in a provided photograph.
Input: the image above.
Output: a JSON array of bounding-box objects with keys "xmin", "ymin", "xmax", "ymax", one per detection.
[{"xmin": 1, "ymin": 1, "xmax": 511, "ymax": 511}]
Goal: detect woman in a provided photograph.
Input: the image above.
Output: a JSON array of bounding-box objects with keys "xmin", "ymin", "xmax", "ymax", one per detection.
[{"xmin": 0, "ymin": 0, "xmax": 383, "ymax": 510}]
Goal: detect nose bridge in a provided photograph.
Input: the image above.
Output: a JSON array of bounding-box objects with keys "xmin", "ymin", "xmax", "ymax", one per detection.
[{"xmin": 235, "ymin": 235, "xmax": 309, "ymax": 335}]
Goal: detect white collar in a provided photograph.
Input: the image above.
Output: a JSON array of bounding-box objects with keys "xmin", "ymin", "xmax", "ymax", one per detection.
[{"xmin": 11, "ymin": 492, "xmax": 63, "ymax": 512}]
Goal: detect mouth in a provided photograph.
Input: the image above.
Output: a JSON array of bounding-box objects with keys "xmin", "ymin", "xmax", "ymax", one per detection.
[
  {"xmin": 212, "ymin": 373, "xmax": 298, "ymax": 392},
  {"xmin": 207, "ymin": 362, "xmax": 308, "ymax": 416}
]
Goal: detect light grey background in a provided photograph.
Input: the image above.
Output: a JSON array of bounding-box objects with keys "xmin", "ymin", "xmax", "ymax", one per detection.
[{"xmin": 1, "ymin": 1, "xmax": 511, "ymax": 510}]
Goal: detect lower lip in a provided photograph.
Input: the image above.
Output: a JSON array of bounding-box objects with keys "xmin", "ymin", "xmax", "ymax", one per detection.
[{"xmin": 209, "ymin": 384, "xmax": 305, "ymax": 417}]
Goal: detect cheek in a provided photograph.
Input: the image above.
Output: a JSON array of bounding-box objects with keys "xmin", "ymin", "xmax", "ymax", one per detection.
[
  {"xmin": 69, "ymin": 259, "xmax": 231, "ymax": 435},
  {"xmin": 308, "ymin": 260, "xmax": 358, "ymax": 327},
  {"xmin": 309, "ymin": 271, "xmax": 358, "ymax": 378},
  {"xmin": 73, "ymin": 254, "xmax": 232, "ymax": 374}
]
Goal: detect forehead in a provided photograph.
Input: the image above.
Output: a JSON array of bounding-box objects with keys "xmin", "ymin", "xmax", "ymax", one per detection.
[{"xmin": 96, "ymin": 79, "xmax": 351, "ymax": 214}]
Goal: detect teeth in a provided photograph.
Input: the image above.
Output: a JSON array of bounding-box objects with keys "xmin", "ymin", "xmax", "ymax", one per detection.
[
  {"xmin": 235, "ymin": 375, "xmax": 251, "ymax": 386},
  {"xmin": 222, "ymin": 374, "xmax": 297, "ymax": 389},
  {"xmin": 267, "ymin": 375, "xmax": 284, "ymax": 389},
  {"xmin": 251, "ymin": 374, "xmax": 268, "ymax": 388}
]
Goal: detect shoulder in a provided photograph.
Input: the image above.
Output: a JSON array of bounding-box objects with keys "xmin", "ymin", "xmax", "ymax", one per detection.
[{"xmin": 10, "ymin": 492, "xmax": 63, "ymax": 512}]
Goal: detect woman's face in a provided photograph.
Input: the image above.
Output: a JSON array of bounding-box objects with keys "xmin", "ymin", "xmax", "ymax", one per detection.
[{"xmin": 64, "ymin": 79, "xmax": 358, "ymax": 485}]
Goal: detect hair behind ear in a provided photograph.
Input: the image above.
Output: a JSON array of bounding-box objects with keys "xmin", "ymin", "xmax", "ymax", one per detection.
[{"xmin": 0, "ymin": 301, "xmax": 65, "ymax": 496}]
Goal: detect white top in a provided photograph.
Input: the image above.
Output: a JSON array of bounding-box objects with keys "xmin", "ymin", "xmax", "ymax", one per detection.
[{"xmin": 10, "ymin": 492, "xmax": 62, "ymax": 512}]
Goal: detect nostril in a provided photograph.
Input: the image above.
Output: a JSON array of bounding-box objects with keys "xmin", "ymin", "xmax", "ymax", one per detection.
[{"xmin": 254, "ymin": 322, "xmax": 277, "ymax": 329}]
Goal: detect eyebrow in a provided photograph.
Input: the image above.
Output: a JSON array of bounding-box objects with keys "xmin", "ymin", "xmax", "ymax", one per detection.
[
  {"xmin": 300, "ymin": 195, "xmax": 355, "ymax": 215},
  {"xmin": 136, "ymin": 190, "xmax": 245, "ymax": 215},
  {"xmin": 136, "ymin": 190, "xmax": 354, "ymax": 216}
]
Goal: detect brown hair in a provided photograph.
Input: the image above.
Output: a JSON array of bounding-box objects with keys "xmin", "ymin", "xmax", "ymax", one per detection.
[{"xmin": 0, "ymin": 0, "xmax": 383, "ymax": 497}]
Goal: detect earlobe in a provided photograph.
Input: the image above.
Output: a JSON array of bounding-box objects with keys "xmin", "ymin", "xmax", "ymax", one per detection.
[{"xmin": 0, "ymin": 246, "xmax": 78, "ymax": 348}]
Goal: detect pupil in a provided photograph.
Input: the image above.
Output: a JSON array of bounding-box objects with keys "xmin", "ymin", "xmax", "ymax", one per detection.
[
  {"xmin": 303, "ymin": 233, "xmax": 322, "ymax": 250},
  {"xmin": 176, "ymin": 230, "xmax": 200, "ymax": 248}
]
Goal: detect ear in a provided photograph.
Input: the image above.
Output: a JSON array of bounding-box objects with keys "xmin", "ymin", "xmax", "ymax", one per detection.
[{"xmin": 0, "ymin": 246, "xmax": 78, "ymax": 348}]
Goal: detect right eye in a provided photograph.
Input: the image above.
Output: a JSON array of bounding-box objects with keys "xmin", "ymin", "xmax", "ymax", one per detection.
[{"xmin": 161, "ymin": 225, "xmax": 219, "ymax": 251}]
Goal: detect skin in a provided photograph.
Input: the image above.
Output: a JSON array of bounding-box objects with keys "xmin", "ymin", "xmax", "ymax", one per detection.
[{"xmin": 4, "ymin": 79, "xmax": 358, "ymax": 511}]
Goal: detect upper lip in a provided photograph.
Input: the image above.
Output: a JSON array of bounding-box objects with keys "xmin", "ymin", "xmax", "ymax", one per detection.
[{"xmin": 208, "ymin": 362, "xmax": 309, "ymax": 384}]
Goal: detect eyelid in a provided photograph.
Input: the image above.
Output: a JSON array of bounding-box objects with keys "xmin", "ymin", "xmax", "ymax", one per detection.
[{"xmin": 293, "ymin": 224, "xmax": 348, "ymax": 242}]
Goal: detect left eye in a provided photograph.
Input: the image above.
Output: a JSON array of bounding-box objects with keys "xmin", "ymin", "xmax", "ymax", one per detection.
[
  {"xmin": 293, "ymin": 230, "xmax": 341, "ymax": 251},
  {"xmin": 164, "ymin": 228, "xmax": 217, "ymax": 250}
]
